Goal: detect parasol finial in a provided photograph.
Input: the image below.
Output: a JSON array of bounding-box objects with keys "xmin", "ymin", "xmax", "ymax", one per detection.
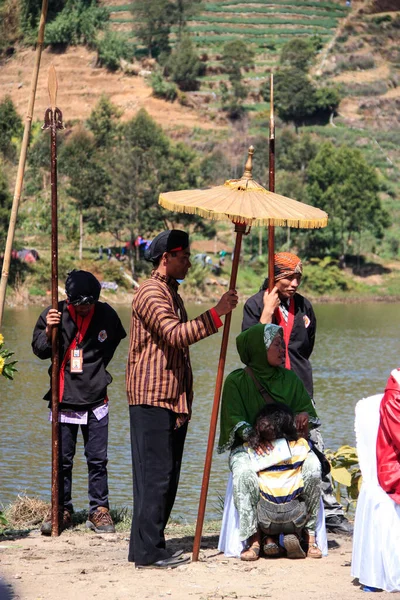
[{"xmin": 242, "ymin": 146, "xmax": 254, "ymax": 179}]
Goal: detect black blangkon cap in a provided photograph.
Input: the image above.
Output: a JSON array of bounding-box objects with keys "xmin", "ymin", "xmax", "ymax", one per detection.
[
  {"xmin": 144, "ymin": 230, "xmax": 189, "ymax": 264},
  {"xmin": 65, "ymin": 270, "xmax": 101, "ymax": 305}
]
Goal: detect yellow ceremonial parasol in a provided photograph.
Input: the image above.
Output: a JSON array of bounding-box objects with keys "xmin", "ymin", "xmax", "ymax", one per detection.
[
  {"xmin": 159, "ymin": 147, "xmax": 327, "ymax": 229},
  {"xmin": 159, "ymin": 79, "xmax": 328, "ymax": 562}
]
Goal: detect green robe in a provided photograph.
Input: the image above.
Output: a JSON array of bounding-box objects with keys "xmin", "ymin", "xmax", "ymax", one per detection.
[{"xmin": 218, "ymin": 323, "xmax": 319, "ymax": 453}]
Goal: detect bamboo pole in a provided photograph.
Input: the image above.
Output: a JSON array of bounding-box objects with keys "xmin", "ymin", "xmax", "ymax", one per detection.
[
  {"xmin": 192, "ymin": 221, "xmax": 246, "ymax": 562},
  {"xmin": 43, "ymin": 65, "xmax": 64, "ymax": 536},
  {"xmin": 0, "ymin": 0, "xmax": 49, "ymax": 326},
  {"xmin": 268, "ymin": 73, "xmax": 276, "ymax": 292}
]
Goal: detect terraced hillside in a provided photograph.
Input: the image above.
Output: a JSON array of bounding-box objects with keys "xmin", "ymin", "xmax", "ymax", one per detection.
[{"xmin": 107, "ymin": 0, "xmax": 350, "ymax": 83}]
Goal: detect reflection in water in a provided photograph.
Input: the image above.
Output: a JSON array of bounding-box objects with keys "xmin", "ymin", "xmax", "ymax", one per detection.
[{"xmin": 1, "ymin": 302, "xmax": 400, "ymax": 522}]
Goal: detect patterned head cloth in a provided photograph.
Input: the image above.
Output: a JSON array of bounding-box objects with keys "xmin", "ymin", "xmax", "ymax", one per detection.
[
  {"xmin": 263, "ymin": 323, "xmax": 283, "ymax": 350},
  {"xmin": 274, "ymin": 252, "xmax": 303, "ymax": 281}
]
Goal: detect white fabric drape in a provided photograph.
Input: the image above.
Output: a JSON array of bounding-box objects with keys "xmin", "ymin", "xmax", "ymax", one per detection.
[{"xmin": 352, "ymin": 393, "xmax": 400, "ymax": 592}]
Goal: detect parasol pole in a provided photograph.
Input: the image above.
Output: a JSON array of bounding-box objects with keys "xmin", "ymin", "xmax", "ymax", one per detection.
[
  {"xmin": 192, "ymin": 219, "xmax": 246, "ymax": 562},
  {"xmin": 0, "ymin": 0, "xmax": 49, "ymax": 327},
  {"xmin": 42, "ymin": 66, "xmax": 64, "ymax": 537},
  {"xmin": 268, "ymin": 72, "xmax": 275, "ymax": 292}
]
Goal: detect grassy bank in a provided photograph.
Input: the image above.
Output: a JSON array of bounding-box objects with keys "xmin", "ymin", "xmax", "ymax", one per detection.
[
  {"xmin": 0, "ymin": 494, "xmax": 221, "ymax": 538},
  {"xmin": 5, "ymin": 242, "xmax": 400, "ymax": 308}
]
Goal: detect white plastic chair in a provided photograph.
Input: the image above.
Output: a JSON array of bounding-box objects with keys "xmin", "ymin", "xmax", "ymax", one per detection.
[
  {"xmin": 351, "ymin": 393, "xmax": 400, "ymax": 592},
  {"xmin": 218, "ymin": 472, "xmax": 328, "ymax": 558}
]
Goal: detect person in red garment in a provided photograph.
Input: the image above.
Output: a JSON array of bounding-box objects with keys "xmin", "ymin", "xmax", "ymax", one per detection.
[{"xmin": 376, "ymin": 368, "xmax": 400, "ymax": 503}]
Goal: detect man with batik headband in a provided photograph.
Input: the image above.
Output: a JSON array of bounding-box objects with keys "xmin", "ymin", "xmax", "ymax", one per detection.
[
  {"xmin": 32, "ymin": 270, "xmax": 126, "ymax": 536},
  {"xmin": 242, "ymin": 252, "xmax": 353, "ymax": 536},
  {"xmin": 126, "ymin": 229, "xmax": 238, "ymax": 569},
  {"xmin": 243, "ymin": 252, "xmax": 315, "ymax": 398}
]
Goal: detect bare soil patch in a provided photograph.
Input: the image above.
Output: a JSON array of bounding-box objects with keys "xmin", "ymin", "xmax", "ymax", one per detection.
[
  {"xmin": 0, "ymin": 47, "xmax": 223, "ymax": 131},
  {"xmin": 0, "ymin": 529, "xmax": 387, "ymax": 600}
]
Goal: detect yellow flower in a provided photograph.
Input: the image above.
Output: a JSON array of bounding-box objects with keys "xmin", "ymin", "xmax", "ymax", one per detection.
[
  {"xmin": 0, "ymin": 333, "xmax": 4, "ymax": 346},
  {"xmin": 0, "ymin": 355, "xmax": 4, "ymax": 375}
]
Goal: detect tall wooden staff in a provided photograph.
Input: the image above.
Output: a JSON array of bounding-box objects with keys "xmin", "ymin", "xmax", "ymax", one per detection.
[
  {"xmin": 0, "ymin": 0, "xmax": 48, "ymax": 327},
  {"xmin": 42, "ymin": 66, "xmax": 64, "ymax": 536},
  {"xmin": 192, "ymin": 220, "xmax": 247, "ymax": 561},
  {"xmin": 268, "ymin": 73, "xmax": 276, "ymax": 291}
]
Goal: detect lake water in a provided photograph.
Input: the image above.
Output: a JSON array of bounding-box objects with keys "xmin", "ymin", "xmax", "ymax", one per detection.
[{"xmin": 1, "ymin": 301, "xmax": 398, "ymax": 522}]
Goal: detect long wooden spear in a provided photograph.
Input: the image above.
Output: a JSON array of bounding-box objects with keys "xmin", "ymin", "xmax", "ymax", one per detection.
[
  {"xmin": 268, "ymin": 73, "xmax": 276, "ymax": 291},
  {"xmin": 0, "ymin": 0, "xmax": 49, "ymax": 326},
  {"xmin": 42, "ymin": 65, "xmax": 64, "ymax": 536}
]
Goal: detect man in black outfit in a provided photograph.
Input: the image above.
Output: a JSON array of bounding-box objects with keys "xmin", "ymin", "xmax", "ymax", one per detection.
[
  {"xmin": 32, "ymin": 270, "xmax": 126, "ymax": 535},
  {"xmin": 242, "ymin": 252, "xmax": 353, "ymax": 536}
]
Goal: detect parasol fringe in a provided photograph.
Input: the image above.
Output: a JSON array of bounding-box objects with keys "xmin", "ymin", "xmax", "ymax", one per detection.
[{"xmin": 159, "ymin": 196, "xmax": 328, "ymax": 229}]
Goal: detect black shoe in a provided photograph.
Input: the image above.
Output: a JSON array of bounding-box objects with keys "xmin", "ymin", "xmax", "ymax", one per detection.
[
  {"xmin": 136, "ymin": 555, "xmax": 190, "ymax": 569},
  {"xmin": 325, "ymin": 515, "xmax": 353, "ymax": 536}
]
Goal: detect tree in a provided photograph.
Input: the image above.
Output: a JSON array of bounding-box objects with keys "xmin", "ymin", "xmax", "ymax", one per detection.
[
  {"xmin": 102, "ymin": 109, "xmax": 212, "ymax": 275},
  {"xmin": 167, "ymin": 33, "xmax": 201, "ymax": 91},
  {"xmin": 304, "ymin": 142, "xmax": 391, "ymax": 257},
  {"xmin": 0, "ymin": 162, "xmax": 12, "ymax": 246},
  {"xmin": 131, "ymin": 0, "xmax": 173, "ymax": 58},
  {"xmin": 59, "ymin": 127, "xmax": 110, "ymax": 258},
  {"xmin": 0, "ymin": 96, "xmax": 23, "ymax": 159},
  {"xmin": 170, "ymin": 0, "xmax": 202, "ymax": 36},
  {"xmin": 261, "ymin": 69, "xmax": 340, "ymax": 128},
  {"xmin": 220, "ymin": 40, "xmax": 255, "ymax": 119},
  {"xmin": 86, "ymin": 95, "xmax": 122, "ymax": 147},
  {"xmin": 280, "ymin": 38, "xmax": 316, "ymax": 71}
]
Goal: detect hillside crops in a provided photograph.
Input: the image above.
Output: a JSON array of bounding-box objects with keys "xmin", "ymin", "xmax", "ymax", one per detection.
[{"xmin": 107, "ymin": 1, "xmax": 348, "ymax": 55}]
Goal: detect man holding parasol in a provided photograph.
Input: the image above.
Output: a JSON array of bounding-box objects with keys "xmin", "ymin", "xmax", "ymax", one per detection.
[{"xmin": 126, "ymin": 229, "xmax": 238, "ymax": 569}]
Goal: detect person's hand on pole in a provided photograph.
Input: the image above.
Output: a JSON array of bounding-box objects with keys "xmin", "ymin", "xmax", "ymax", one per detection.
[
  {"xmin": 46, "ymin": 309, "xmax": 61, "ymax": 339},
  {"xmin": 260, "ymin": 286, "xmax": 280, "ymax": 324},
  {"xmin": 213, "ymin": 289, "xmax": 238, "ymax": 316}
]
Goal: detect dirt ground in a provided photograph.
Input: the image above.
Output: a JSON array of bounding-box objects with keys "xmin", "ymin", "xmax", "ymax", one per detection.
[{"xmin": 0, "ymin": 528, "xmax": 391, "ymax": 600}]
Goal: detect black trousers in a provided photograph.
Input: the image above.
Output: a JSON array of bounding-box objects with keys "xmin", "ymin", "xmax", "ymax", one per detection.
[
  {"xmin": 59, "ymin": 411, "xmax": 109, "ymax": 514},
  {"xmin": 128, "ymin": 405, "xmax": 188, "ymax": 566}
]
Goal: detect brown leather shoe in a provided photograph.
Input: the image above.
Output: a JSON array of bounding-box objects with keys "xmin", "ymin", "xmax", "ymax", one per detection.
[
  {"xmin": 86, "ymin": 507, "xmax": 115, "ymax": 533},
  {"xmin": 40, "ymin": 509, "xmax": 72, "ymax": 536}
]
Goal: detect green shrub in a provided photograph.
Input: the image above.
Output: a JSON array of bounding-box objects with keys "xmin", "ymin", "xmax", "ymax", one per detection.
[
  {"xmin": 150, "ymin": 71, "xmax": 178, "ymax": 102},
  {"xmin": 45, "ymin": 1, "xmax": 109, "ymax": 48},
  {"xmin": 301, "ymin": 258, "xmax": 350, "ymax": 295},
  {"xmin": 341, "ymin": 80, "xmax": 388, "ymax": 97},
  {"xmin": 372, "ymin": 14, "xmax": 392, "ymax": 24},
  {"xmin": 96, "ymin": 31, "xmax": 133, "ymax": 71},
  {"xmin": 0, "ymin": 96, "xmax": 23, "ymax": 159},
  {"xmin": 167, "ymin": 33, "xmax": 201, "ymax": 91},
  {"xmin": 336, "ymin": 53, "xmax": 375, "ymax": 72},
  {"xmin": 29, "ymin": 286, "xmax": 46, "ymax": 296},
  {"xmin": 99, "ymin": 262, "xmax": 130, "ymax": 289}
]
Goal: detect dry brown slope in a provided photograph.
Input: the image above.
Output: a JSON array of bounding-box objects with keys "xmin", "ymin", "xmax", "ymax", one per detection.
[{"xmin": 0, "ymin": 46, "xmax": 221, "ymax": 131}]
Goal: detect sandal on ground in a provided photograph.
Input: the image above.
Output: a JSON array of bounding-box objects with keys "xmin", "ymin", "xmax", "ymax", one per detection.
[
  {"xmin": 283, "ymin": 534, "xmax": 306, "ymax": 559},
  {"xmin": 262, "ymin": 537, "xmax": 281, "ymax": 557},
  {"xmin": 307, "ymin": 542, "xmax": 322, "ymax": 559},
  {"xmin": 240, "ymin": 543, "xmax": 260, "ymax": 561}
]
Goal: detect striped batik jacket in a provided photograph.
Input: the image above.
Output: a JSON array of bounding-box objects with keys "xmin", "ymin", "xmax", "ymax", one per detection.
[{"xmin": 126, "ymin": 271, "xmax": 219, "ymax": 426}]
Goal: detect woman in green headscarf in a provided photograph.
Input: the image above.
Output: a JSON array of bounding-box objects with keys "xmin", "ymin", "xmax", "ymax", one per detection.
[{"xmin": 218, "ymin": 323, "xmax": 322, "ymax": 560}]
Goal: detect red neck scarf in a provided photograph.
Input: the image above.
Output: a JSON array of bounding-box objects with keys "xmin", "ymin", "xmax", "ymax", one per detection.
[
  {"xmin": 274, "ymin": 298, "xmax": 295, "ymax": 370},
  {"xmin": 59, "ymin": 304, "xmax": 95, "ymax": 401}
]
